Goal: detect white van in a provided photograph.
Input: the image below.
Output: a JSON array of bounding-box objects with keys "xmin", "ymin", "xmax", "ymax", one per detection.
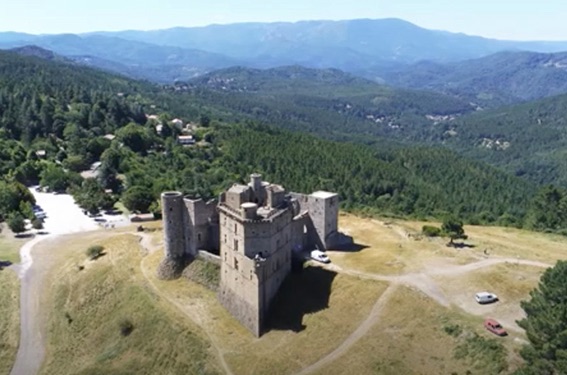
[{"xmin": 475, "ymin": 292, "xmax": 498, "ymax": 304}]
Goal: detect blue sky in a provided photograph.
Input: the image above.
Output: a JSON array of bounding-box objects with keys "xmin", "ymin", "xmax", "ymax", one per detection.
[{"xmin": 2, "ymin": 0, "xmax": 566, "ymax": 40}]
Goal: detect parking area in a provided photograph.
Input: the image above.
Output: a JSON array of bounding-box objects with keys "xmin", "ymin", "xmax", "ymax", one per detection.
[{"xmin": 30, "ymin": 188, "xmax": 102, "ymax": 235}]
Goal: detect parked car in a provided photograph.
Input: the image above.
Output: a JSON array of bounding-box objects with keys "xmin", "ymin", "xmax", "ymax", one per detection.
[
  {"xmin": 475, "ymin": 292, "xmax": 498, "ymax": 304},
  {"xmin": 484, "ymin": 318, "xmax": 507, "ymax": 336},
  {"xmin": 310, "ymin": 250, "xmax": 330, "ymax": 264}
]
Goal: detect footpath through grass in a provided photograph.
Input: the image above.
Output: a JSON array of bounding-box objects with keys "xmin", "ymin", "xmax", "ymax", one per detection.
[{"xmin": 40, "ymin": 233, "xmax": 221, "ymax": 375}]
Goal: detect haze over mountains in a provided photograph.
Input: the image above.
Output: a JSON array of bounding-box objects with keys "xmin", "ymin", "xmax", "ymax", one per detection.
[{"xmin": 3, "ymin": 17, "xmax": 567, "ymax": 99}]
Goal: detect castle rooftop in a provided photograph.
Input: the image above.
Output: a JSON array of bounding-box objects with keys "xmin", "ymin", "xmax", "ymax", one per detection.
[{"xmin": 311, "ymin": 191, "xmax": 337, "ymax": 199}]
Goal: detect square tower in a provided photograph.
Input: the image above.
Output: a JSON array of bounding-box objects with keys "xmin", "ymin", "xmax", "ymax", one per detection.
[
  {"xmin": 307, "ymin": 191, "xmax": 339, "ymax": 249},
  {"xmin": 218, "ymin": 177, "xmax": 293, "ymax": 337}
]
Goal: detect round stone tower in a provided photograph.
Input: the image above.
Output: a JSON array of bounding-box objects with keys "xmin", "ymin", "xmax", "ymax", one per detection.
[
  {"xmin": 250, "ymin": 173, "xmax": 262, "ymax": 192},
  {"xmin": 157, "ymin": 191, "xmax": 187, "ymax": 280},
  {"xmin": 161, "ymin": 191, "xmax": 185, "ymax": 259}
]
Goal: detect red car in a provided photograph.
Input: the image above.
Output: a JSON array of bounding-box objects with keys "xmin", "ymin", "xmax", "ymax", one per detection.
[{"xmin": 484, "ymin": 318, "xmax": 507, "ymax": 336}]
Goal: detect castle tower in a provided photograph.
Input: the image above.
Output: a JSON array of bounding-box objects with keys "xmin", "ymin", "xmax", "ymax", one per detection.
[
  {"xmin": 218, "ymin": 178, "xmax": 293, "ymax": 337},
  {"xmin": 161, "ymin": 191, "xmax": 187, "ymax": 260},
  {"xmin": 157, "ymin": 191, "xmax": 190, "ymax": 280},
  {"xmin": 308, "ymin": 191, "xmax": 339, "ymax": 249}
]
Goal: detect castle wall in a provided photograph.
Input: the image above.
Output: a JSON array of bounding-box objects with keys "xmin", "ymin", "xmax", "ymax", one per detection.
[
  {"xmin": 219, "ymin": 211, "xmax": 262, "ymax": 334},
  {"xmin": 218, "ymin": 205, "xmax": 293, "ymax": 336},
  {"xmin": 184, "ymin": 197, "xmax": 219, "ymax": 256}
]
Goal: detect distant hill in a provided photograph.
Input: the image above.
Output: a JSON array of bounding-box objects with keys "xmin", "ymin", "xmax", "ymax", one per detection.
[
  {"xmin": 378, "ymin": 51, "xmax": 567, "ymax": 107},
  {"xmin": 90, "ymin": 19, "xmax": 567, "ymax": 65},
  {"xmin": 182, "ymin": 65, "xmax": 475, "ymax": 142},
  {"xmin": 172, "ymin": 65, "xmax": 567, "ymax": 189},
  {"xmin": 9, "ymin": 45, "xmax": 62, "ymax": 61},
  {"xmin": 0, "ymin": 49, "xmax": 535, "ymax": 224},
  {"xmin": 2, "ymin": 18, "xmax": 567, "ymax": 84},
  {"xmin": 436, "ymin": 93, "xmax": 567, "ymax": 187},
  {"xmin": 0, "ymin": 35, "xmax": 241, "ymax": 82}
]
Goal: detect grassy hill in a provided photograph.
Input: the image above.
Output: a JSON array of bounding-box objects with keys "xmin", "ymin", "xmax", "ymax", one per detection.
[{"xmin": 30, "ymin": 214, "xmax": 567, "ymax": 374}]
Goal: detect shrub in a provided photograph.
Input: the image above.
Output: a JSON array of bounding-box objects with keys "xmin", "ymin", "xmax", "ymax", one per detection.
[
  {"xmin": 86, "ymin": 245, "xmax": 104, "ymax": 260},
  {"xmin": 422, "ymin": 225, "xmax": 441, "ymax": 237},
  {"xmin": 118, "ymin": 318, "xmax": 134, "ymax": 336},
  {"xmin": 32, "ymin": 218, "xmax": 44, "ymax": 230},
  {"xmin": 443, "ymin": 323, "xmax": 463, "ymax": 337}
]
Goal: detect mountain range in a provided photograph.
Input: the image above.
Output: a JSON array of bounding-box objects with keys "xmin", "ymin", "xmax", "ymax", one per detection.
[{"xmin": 3, "ymin": 18, "xmax": 567, "ymax": 88}]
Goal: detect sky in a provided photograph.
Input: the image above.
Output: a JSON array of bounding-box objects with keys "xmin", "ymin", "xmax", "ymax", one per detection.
[{"xmin": 1, "ymin": 0, "xmax": 567, "ymax": 41}]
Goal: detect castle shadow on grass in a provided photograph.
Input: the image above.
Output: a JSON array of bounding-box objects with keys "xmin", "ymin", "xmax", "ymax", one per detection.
[{"xmin": 267, "ymin": 264, "xmax": 337, "ymax": 333}]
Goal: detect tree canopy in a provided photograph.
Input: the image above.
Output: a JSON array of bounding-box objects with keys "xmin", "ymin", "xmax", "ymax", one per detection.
[{"xmin": 516, "ymin": 261, "xmax": 567, "ymax": 374}]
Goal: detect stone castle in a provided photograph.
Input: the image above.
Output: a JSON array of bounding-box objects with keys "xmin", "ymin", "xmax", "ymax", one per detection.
[{"xmin": 159, "ymin": 173, "xmax": 340, "ymax": 336}]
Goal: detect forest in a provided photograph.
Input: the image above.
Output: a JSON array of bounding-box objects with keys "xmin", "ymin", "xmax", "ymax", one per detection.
[{"xmin": 0, "ymin": 50, "xmax": 564, "ymax": 234}]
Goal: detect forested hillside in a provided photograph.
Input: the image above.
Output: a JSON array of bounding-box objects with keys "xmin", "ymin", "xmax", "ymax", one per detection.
[
  {"xmin": 379, "ymin": 51, "xmax": 567, "ymax": 108},
  {"xmin": 174, "ymin": 66, "xmax": 474, "ymax": 143},
  {"xmin": 437, "ymin": 94, "xmax": 567, "ymax": 188},
  {"xmin": 0, "ymin": 50, "xmax": 560, "ymax": 232}
]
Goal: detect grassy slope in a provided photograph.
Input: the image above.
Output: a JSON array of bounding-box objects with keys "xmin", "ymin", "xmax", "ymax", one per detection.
[
  {"xmin": 32, "ymin": 215, "xmax": 567, "ymax": 374},
  {"xmin": 0, "ymin": 231, "xmax": 23, "ymax": 374},
  {"xmin": 142, "ymin": 249, "xmax": 388, "ymax": 375},
  {"xmin": 40, "ymin": 233, "xmax": 221, "ymax": 375},
  {"xmin": 316, "ymin": 286, "xmax": 517, "ymax": 375},
  {"xmin": 0, "ymin": 269, "xmax": 19, "ymax": 374}
]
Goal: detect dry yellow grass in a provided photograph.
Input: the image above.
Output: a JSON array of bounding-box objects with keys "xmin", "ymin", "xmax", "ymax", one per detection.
[
  {"xmin": 433, "ymin": 263, "xmax": 545, "ymax": 333},
  {"xmin": 142, "ymin": 249, "xmax": 388, "ymax": 375},
  {"xmin": 39, "ymin": 233, "xmax": 222, "ymax": 375},
  {"xmin": 29, "ymin": 214, "xmax": 567, "ymax": 374},
  {"xmin": 0, "ymin": 268, "xmax": 19, "ymax": 375},
  {"xmin": 330, "ymin": 214, "xmax": 482, "ymax": 275},
  {"xmin": 331, "ymin": 214, "xmax": 567, "ymax": 275},
  {"xmin": 316, "ymin": 286, "xmax": 521, "ymax": 375}
]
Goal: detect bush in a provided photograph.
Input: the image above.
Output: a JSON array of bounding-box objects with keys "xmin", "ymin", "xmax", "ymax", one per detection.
[
  {"xmin": 443, "ymin": 323, "xmax": 463, "ymax": 337},
  {"xmin": 32, "ymin": 218, "xmax": 44, "ymax": 230},
  {"xmin": 422, "ymin": 225, "xmax": 441, "ymax": 237},
  {"xmin": 86, "ymin": 245, "xmax": 104, "ymax": 260},
  {"xmin": 7, "ymin": 212, "xmax": 26, "ymax": 234},
  {"xmin": 118, "ymin": 318, "xmax": 134, "ymax": 336}
]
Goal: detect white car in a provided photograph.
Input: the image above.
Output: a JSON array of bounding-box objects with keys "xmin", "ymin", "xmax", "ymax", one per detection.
[
  {"xmin": 475, "ymin": 292, "xmax": 498, "ymax": 304},
  {"xmin": 310, "ymin": 250, "xmax": 331, "ymax": 264}
]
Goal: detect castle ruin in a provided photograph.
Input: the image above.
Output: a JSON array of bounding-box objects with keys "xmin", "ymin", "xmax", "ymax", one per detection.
[{"xmin": 159, "ymin": 173, "xmax": 340, "ymax": 336}]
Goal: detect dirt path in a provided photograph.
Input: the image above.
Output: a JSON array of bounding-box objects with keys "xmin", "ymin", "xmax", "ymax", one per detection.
[
  {"xmin": 328, "ymin": 257, "xmax": 551, "ymax": 308},
  {"xmin": 10, "ymin": 189, "xmax": 103, "ymax": 375},
  {"xmin": 297, "ymin": 257, "xmax": 552, "ymax": 374},
  {"xmin": 9, "ymin": 235, "xmax": 51, "ymax": 375},
  {"xmin": 296, "ymin": 284, "xmax": 398, "ymax": 375}
]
